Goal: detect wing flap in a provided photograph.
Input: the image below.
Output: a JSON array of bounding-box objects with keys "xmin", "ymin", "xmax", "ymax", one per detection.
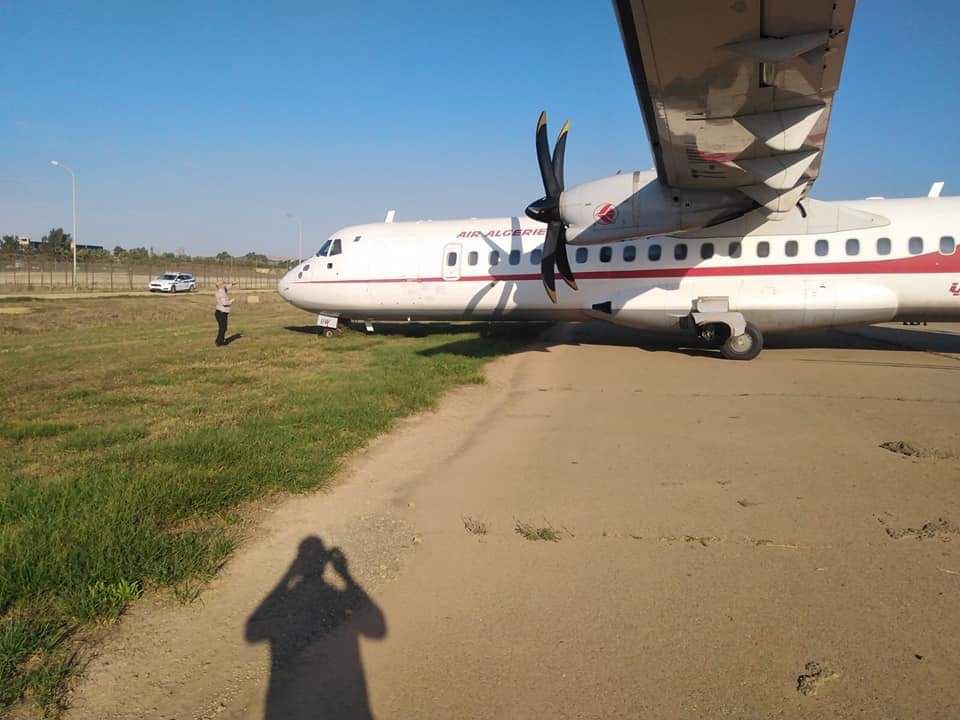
[{"xmin": 614, "ymin": 0, "xmax": 855, "ymax": 205}]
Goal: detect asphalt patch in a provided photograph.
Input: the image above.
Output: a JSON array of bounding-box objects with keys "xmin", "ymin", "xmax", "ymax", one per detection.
[
  {"xmin": 796, "ymin": 661, "xmax": 837, "ymax": 696},
  {"xmin": 885, "ymin": 518, "xmax": 959, "ymax": 541},
  {"xmin": 880, "ymin": 440, "xmax": 921, "ymax": 457}
]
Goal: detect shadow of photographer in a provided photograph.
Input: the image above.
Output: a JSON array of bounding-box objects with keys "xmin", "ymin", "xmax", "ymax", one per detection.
[{"xmin": 246, "ymin": 536, "xmax": 386, "ymax": 719}]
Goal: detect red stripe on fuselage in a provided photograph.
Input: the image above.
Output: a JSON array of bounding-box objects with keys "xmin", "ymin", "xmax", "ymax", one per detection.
[{"xmin": 295, "ymin": 251, "xmax": 960, "ymax": 285}]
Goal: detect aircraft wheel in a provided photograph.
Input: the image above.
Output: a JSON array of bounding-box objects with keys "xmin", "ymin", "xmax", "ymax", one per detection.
[{"xmin": 720, "ymin": 323, "xmax": 763, "ymax": 361}]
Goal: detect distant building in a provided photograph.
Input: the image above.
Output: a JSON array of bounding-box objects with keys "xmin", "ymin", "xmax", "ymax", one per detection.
[{"xmin": 17, "ymin": 237, "xmax": 104, "ymax": 252}]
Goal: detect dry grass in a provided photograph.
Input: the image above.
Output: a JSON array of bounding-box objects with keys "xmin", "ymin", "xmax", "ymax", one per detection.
[
  {"xmin": 462, "ymin": 516, "xmax": 488, "ymax": 536},
  {"xmin": 514, "ymin": 520, "xmax": 562, "ymax": 542}
]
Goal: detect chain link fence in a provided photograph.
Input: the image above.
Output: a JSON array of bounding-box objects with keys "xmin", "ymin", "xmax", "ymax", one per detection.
[{"xmin": 0, "ymin": 252, "xmax": 287, "ymax": 292}]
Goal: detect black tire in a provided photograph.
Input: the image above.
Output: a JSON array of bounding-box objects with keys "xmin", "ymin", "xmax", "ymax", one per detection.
[
  {"xmin": 323, "ymin": 329, "xmax": 335, "ymax": 338},
  {"xmin": 720, "ymin": 322, "xmax": 763, "ymax": 361},
  {"xmin": 169, "ymin": 285, "xmax": 176, "ymax": 294}
]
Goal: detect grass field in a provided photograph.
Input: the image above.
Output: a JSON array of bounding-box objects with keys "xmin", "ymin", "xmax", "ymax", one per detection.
[{"xmin": 0, "ymin": 292, "xmax": 539, "ymax": 716}]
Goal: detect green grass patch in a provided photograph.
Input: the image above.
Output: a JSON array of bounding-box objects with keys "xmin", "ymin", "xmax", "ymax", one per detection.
[
  {"xmin": 93, "ymin": 393, "xmax": 147, "ymax": 408},
  {"xmin": 0, "ymin": 612, "xmax": 75, "ymax": 712},
  {"xmin": 204, "ymin": 373, "xmax": 255, "ymax": 386},
  {"xmin": 62, "ymin": 388, "xmax": 98, "ymax": 401},
  {"xmin": 58, "ymin": 425, "xmax": 148, "ymax": 451},
  {"xmin": 0, "ymin": 422, "xmax": 76, "ymax": 442},
  {"xmin": 0, "ymin": 297, "xmax": 541, "ymax": 716}
]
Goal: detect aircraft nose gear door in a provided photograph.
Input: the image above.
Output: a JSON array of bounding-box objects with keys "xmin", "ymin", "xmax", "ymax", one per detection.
[{"xmin": 442, "ymin": 243, "xmax": 461, "ymax": 281}]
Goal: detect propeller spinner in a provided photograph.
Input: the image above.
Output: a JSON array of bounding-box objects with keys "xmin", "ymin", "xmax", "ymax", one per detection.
[{"xmin": 525, "ymin": 112, "xmax": 577, "ymax": 303}]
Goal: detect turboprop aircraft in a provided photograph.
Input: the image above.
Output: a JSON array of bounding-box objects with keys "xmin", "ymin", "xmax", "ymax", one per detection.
[{"xmin": 278, "ymin": 0, "xmax": 960, "ymax": 360}]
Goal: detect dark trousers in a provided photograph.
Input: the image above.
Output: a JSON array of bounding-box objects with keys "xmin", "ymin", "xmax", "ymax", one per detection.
[{"xmin": 215, "ymin": 310, "xmax": 229, "ymax": 346}]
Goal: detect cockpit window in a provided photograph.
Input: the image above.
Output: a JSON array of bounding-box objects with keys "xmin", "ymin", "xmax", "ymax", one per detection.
[
  {"xmin": 329, "ymin": 238, "xmax": 342, "ymax": 256},
  {"xmin": 316, "ymin": 239, "xmax": 333, "ymax": 256}
]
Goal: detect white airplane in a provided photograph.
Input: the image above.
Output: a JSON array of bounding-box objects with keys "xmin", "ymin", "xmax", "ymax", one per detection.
[{"xmin": 279, "ymin": 0, "xmax": 960, "ymax": 360}]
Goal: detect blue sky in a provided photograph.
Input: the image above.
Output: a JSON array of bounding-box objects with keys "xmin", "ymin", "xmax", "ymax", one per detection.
[{"xmin": 1, "ymin": 1, "xmax": 957, "ymax": 257}]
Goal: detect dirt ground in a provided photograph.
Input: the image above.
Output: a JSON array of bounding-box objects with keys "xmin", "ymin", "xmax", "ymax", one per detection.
[{"xmin": 65, "ymin": 322, "xmax": 960, "ymax": 720}]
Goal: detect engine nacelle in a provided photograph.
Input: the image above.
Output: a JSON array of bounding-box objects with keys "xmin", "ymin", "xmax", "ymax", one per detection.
[{"xmin": 560, "ymin": 171, "xmax": 753, "ymax": 245}]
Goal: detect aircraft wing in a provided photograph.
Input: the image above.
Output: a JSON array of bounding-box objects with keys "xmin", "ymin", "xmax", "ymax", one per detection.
[{"xmin": 612, "ymin": 0, "xmax": 855, "ymax": 213}]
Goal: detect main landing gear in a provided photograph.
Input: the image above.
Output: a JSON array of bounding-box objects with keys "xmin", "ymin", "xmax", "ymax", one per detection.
[
  {"xmin": 718, "ymin": 322, "xmax": 763, "ymax": 361},
  {"xmin": 690, "ymin": 297, "xmax": 764, "ymax": 361}
]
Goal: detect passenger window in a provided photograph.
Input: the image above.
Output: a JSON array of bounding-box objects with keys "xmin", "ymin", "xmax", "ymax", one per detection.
[
  {"xmin": 846, "ymin": 238, "xmax": 860, "ymax": 256},
  {"xmin": 940, "ymin": 236, "xmax": 956, "ymax": 254},
  {"xmin": 354, "ymin": 235, "xmax": 361, "ymax": 242},
  {"xmin": 757, "ymin": 241, "xmax": 770, "ymax": 258},
  {"xmin": 467, "ymin": 251, "xmax": 478, "ymax": 266},
  {"xmin": 446, "ymin": 252, "xmax": 457, "ymax": 267},
  {"xmin": 648, "ymin": 244, "xmax": 661, "ymax": 262},
  {"xmin": 576, "ymin": 247, "xmax": 588, "ymax": 264},
  {"xmin": 302, "ymin": 265, "xmax": 310, "ymax": 272},
  {"xmin": 701, "ymin": 243, "xmax": 714, "ymax": 259},
  {"xmin": 815, "ymin": 239, "xmax": 829, "ymax": 257},
  {"xmin": 909, "ymin": 236, "xmax": 923, "ymax": 255},
  {"xmin": 674, "ymin": 243, "xmax": 687, "ymax": 261},
  {"xmin": 623, "ymin": 245, "xmax": 636, "ymax": 262},
  {"xmin": 531, "ymin": 248, "xmax": 542, "ymax": 264},
  {"xmin": 489, "ymin": 250, "xmax": 500, "ymax": 266},
  {"xmin": 600, "ymin": 247, "xmax": 612, "ymax": 263},
  {"xmin": 329, "ymin": 238, "xmax": 342, "ymax": 256},
  {"xmin": 728, "ymin": 241, "xmax": 741, "ymax": 258},
  {"xmin": 509, "ymin": 249, "xmax": 521, "ymax": 265},
  {"xmin": 785, "ymin": 240, "xmax": 798, "ymax": 257},
  {"xmin": 877, "ymin": 237, "xmax": 891, "ymax": 255}
]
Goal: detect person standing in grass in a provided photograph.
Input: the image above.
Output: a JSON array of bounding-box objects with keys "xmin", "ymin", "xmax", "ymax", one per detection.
[{"xmin": 214, "ymin": 281, "xmax": 233, "ymax": 346}]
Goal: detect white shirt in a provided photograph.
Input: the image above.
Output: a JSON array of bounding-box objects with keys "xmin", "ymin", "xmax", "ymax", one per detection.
[{"xmin": 215, "ymin": 287, "xmax": 232, "ymax": 313}]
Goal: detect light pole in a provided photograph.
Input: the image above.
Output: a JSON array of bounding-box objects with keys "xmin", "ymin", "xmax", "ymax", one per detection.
[
  {"xmin": 285, "ymin": 212, "xmax": 303, "ymax": 263},
  {"xmin": 50, "ymin": 161, "xmax": 78, "ymax": 290}
]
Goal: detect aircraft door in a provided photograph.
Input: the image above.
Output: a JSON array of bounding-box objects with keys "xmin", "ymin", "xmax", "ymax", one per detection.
[{"xmin": 442, "ymin": 243, "xmax": 461, "ymax": 281}]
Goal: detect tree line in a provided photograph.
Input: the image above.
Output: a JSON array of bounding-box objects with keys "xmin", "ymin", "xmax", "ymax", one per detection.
[{"xmin": 2, "ymin": 228, "xmax": 281, "ymax": 266}]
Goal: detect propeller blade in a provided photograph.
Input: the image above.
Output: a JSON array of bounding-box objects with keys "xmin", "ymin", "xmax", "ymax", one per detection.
[
  {"xmin": 551, "ymin": 120, "xmax": 570, "ymax": 193},
  {"xmin": 536, "ymin": 111, "xmax": 559, "ymax": 198},
  {"xmin": 541, "ymin": 221, "xmax": 560, "ymax": 303},
  {"xmin": 555, "ymin": 228, "xmax": 578, "ymax": 291}
]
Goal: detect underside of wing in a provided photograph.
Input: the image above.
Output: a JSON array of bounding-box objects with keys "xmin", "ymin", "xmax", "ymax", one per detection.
[{"xmin": 613, "ymin": 0, "xmax": 855, "ymax": 215}]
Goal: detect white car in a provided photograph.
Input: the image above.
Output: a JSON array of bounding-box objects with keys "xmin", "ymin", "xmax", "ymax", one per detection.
[{"xmin": 149, "ymin": 272, "xmax": 197, "ymax": 293}]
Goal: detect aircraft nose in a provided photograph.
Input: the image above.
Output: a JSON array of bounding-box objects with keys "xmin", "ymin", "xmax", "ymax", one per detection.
[{"xmin": 277, "ymin": 269, "xmax": 294, "ymax": 301}]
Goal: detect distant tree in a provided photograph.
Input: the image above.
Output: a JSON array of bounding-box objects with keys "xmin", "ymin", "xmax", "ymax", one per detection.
[
  {"xmin": 113, "ymin": 246, "xmax": 127, "ymax": 257},
  {"xmin": 1, "ymin": 235, "xmax": 17, "ymax": 251},
  {"xmin": 243, "ymin": 252, "xmax": 269, "ymax": 265},
  {"xmin": 216, "ymin": 251, "xmax": 232, "ymax": 261},
  {"xmin": 160, "ymin": 251, "xmax": 175, "ymax": 260},
  {"xmin": 126, "ymin": 247, "xmax": 150, "ymax": 261},
  {"xmin": 41, "ymin": 228, "xmax": 72, "ymax": 255}
]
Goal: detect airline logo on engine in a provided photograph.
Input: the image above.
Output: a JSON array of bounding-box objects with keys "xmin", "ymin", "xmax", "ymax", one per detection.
[
  {"xmin": 950, "ymin": 282, "xmax": 960, "ymax": 296},
  {"xmin": 594, "ymin": 202, "xmax": 617, "ymax": 225}
]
